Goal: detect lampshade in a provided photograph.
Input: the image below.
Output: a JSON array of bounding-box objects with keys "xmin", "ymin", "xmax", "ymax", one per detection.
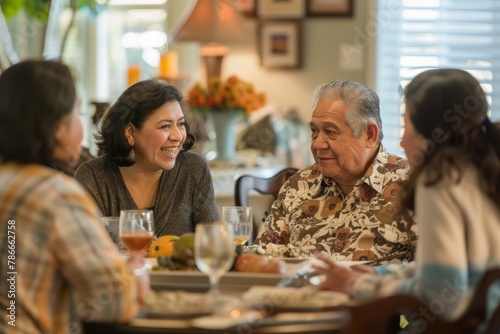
[{"xmin": 168, "ymin": 0, "xmax": 247, "ymax": 45}]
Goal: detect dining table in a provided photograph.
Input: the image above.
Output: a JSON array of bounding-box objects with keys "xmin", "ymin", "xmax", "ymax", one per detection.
[
  {"xmin": 82, "ymin": 260, "xmax": 353, "ymax": 334},
  {"xmin": 83, "ymin": 312, "xmax": 346, "ymax": 334}
]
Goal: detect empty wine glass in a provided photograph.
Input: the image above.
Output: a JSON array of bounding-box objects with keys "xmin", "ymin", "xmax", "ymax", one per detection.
[
  {"xmin": 194, "ymin": 222, "xmax": 234, "ymax": 296},
  {"xmin": 101, "ymin": 216, "xmax": 127, "ymax": 252},
  {"xmin": 119, "ymin": 209, "xmax": 155, "ymax": 255},
  {"xmin": 222, "ymin": 206, "xmax": 252, "ymax": 247}
]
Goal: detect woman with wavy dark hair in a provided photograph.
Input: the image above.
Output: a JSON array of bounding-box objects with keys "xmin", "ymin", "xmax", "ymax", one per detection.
[
  {"xmin": 75, "ymin": 80, "xmax": 219, "ymax": 236},
  {"xmin": 314, "ymin": 69, "xmax": 500, "ymax": 324},
  {"xmin": 0, "ymin": 60, "xmax": 146, "ymax": 334}
]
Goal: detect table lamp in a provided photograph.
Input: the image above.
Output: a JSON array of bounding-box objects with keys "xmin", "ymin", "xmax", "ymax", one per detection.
[{"xmin": 168, "ymin": 0, "xmax": 247, "ymax": 84}]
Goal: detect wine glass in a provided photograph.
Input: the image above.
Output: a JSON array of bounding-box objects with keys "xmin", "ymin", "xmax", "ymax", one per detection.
[
  {"xmin": 101, "ymin": 216, "xmax": 127, "ymax": 252},
  {"xmin": 222, "ymin": 206, "xmax": 253, "ymax": 247},
  {"xmin": 119, "ymin": 209, "xmax": 155, "ymax": 255},
  {"xmin": 194, "ymin": 222, "xmax": 234, "ymax": 297}
]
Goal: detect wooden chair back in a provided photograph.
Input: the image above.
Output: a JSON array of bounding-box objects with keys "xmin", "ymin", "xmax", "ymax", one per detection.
[
  {"xmin": 234, "ymin": 167, "xmax": 298, "ymax": 242},
  {"xmin": 341, "ymin": 266, "xmax": 500, "ymax": 334}
]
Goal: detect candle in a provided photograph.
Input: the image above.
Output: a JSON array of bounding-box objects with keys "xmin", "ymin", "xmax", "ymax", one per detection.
[{"xmin": 158, "ymin": 51, "xmax": 178, "ymax": 78}]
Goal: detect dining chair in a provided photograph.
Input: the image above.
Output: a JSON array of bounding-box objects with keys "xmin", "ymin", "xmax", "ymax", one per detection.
[
  {"xmin": 234, "ymin": 167, "xmax": 298, "ymax": 243},
  {"xmin": 340, "ymin": 266, "xmax": 500, "ymax": 334}
]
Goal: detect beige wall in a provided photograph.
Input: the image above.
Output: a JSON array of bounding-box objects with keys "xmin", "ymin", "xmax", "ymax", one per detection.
[{"xmin": 169, "ymin": 0, "xmax": 373, "ymax": 122}]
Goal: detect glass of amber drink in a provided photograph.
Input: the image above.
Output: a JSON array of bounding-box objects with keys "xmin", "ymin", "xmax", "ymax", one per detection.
[{"xmin": 119, "ymin": 209, "xmax": 155, "ymax": 254}]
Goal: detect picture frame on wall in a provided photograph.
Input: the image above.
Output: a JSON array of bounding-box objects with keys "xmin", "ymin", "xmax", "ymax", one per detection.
[
  {"xmin": 258, "ymin": 21, "xmax": 301, "ymax": 69},
  {"xmin": 258, "ymin": 0, "xmax": 305, "ymax": 19},
  {"xmin": 306, "ymin": 0, "xmax": 354, "ymax": 17}
]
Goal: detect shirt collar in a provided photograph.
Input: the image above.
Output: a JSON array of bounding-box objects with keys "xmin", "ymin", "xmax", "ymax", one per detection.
[
  {"xmin": 321, "ymin": 145, "xmax": 387, "ymax": 194},
  {"xmin": 360, "ymin": 145, "xmax": 387, "ymax": 194}
]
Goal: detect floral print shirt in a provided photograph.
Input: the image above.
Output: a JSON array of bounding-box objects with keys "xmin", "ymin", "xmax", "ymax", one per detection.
[{"xmin": 254, "ymin": 145, "xmax": 417, "ymax": 263}]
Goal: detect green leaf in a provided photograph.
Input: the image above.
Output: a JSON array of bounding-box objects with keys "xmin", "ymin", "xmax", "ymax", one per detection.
[
  {"xmin": 0, "ymin": 0, "xmax": 27, "ymax": 20},
  {"xmin": 77, "ymin": 0, "xmax": 106, "ymax": 15},
  {"xmin": 24, "ymin": 0, "xmax": 51, "ymax": 23}
]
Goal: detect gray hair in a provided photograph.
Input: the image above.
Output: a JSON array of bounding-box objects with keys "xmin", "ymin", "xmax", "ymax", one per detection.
[{"xmin": 311, "ymin": 80, "xmax": 383, "ymax": 143}]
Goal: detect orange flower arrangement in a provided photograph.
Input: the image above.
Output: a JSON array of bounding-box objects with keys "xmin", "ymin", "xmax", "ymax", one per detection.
[{"xmin": 187, "ymin": 75, "xmax": 267, "ymax": 115}]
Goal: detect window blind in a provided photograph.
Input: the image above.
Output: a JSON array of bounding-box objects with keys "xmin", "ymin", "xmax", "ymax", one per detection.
[{"xmin": 375, "ymin": 0, "xmax": 500, "ymax": 155}]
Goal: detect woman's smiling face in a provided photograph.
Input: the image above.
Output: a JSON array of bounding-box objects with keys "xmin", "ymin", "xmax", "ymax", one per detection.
[{"xmin": 126, "ymin": 101, "xmax": 186, "ymax": 171}]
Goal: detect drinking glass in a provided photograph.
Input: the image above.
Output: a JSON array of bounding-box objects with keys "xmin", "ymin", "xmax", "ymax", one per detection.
[
  {"xmin": 222, "ymin": 206, "xmax": 253, "ymax": 247},
  {"xmin": 119, "ymin": 209, "xmax": 155, "ymax": 255},
  {"xmin": 101, "ymin": 216, "xmax": 127, "ymax": 252},
  {"xmin": 194, "ymin": 223, "xmax": 234, "ymax": 296}
]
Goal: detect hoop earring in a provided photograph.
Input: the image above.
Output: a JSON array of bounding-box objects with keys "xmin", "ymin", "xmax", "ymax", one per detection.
[{"xmin": 127, "ymin": 148, "xmax": 136, "ymax": 161}]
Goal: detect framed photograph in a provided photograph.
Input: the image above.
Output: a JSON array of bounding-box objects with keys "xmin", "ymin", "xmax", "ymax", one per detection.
[
  {"xmin": 307, "ymin": 0, "xmax": 354, "ymax": 17},
  {"xmin": 258, "ymin": 21, "xmax": 301, "ymax": 69},
  {"xmin": 258, "ymin": 0, "xmax": 305, "ymax": 19}
]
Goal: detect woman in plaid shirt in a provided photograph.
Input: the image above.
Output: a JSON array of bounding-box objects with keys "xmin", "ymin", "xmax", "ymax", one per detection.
[{"xmin": 0, "ymin": 60, "xmax": 147, "ymax": 334}]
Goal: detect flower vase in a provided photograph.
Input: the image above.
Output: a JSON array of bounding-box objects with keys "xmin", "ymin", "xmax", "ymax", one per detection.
[{"xmin": 209, "ymin": 111, "xmax": 242, "ymax": 164}]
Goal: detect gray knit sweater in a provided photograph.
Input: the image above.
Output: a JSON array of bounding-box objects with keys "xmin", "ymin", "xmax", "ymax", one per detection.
[{"xmin": 74, "ymin": 152, "xmax": 220, "ymax": 236}]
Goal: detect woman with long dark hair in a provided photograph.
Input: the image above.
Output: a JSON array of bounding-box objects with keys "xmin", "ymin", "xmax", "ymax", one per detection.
[
  {"xmin": 75, "ymin": 80, "xmax": 219, "ymax": 236},
  {"xmin": 0, "ymin": 60, "xmax": 146, "ymax": 334}
]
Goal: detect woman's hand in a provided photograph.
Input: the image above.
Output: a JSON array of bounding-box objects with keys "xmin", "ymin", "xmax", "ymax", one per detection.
[
  {"xmin": 127, "ymin": 253, "xmax": 150, "ymax": 306},
  {"xmin": 312, "ymin": 253, "xmax": 367, "ymax": 295},
  {"xmin": 350, "ymin": 264, "xmax": 377, "ymax": 274}
]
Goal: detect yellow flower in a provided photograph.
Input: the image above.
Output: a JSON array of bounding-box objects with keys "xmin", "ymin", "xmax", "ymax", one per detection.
[{"xmin": 187, "ymin": 75, "xmax": 267, "ymax": 115}]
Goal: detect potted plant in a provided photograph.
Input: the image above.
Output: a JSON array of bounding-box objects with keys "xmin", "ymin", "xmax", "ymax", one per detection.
[{"xmin": 0, "ymin": 0, "xmax": 104, "ymax": 70}]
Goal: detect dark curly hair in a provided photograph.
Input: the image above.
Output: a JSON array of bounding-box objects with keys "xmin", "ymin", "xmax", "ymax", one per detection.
[
  {"xmin": 96, "ymin": 80, "xmax": 195, "ymax": 166},
  {"xmin": 403, "ymin": 69, "xmax": 500, "ymax": 209},
  {"xmin": 0, "ymin": 60, "xmax": 76, "ymax": 166}
]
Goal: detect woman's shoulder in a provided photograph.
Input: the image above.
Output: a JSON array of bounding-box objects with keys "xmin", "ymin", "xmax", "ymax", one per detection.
[
  {"xmin": 2, "ymin": 163, "xmax": 90, "ymax": 207},
  {"xmin": 5, "ymin": 163, "xmax": 77, "ymax": 186},
  {"xmin": 77, "ymin": 154, "xmax": 112, "ymax": 170},
  {"xmin": 418, "ymin": 161, "xmax": 479, "ymax": 190},
  {"xmin": 180, "ymin": 151, "xmax": 208, "ymax": 163},
  {"xmin": 75, "ymin": 155, "xmax": 117, "ymax": 178},
  {"xmin": 178, "ymin": 151, "xmax": 210, "ymax": 170}
]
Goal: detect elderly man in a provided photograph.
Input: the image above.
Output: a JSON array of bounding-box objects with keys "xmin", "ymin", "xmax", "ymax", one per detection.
[{"xmin": 255, "ymin": 80, "xmax": 416, "ymax": 263}]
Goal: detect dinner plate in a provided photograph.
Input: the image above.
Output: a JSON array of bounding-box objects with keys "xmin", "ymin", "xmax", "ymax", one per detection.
[
  {"xmin": 242, "ymin": 286, "xmax": 349, "ymax": 312},
  {"xmin": 143, "ymin": 291, "xmax": 239, "ymax": 319},
  {"xmin": 275, "ymin": 257, "xmax": 368, "ymax": 266},
  {"xmin": 191, "ymin": 310, "xmax": 345, "ymax": 330},
  {"xmin": 274, "ymin": 257, "xmax": 311, "ymax": 264}
]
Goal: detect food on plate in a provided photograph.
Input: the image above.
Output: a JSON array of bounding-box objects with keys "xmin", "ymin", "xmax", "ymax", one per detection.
[
  {"xmin": 153, "ymin": 234, "xmax": 288, "ymax": 273},
  {"xmin": 234, "ymin": 253, "xmax": 286, "ymax": 274},
  {"xmin": 145, "ymin": 290, "xmax": 240, "ymax": 319},
  {"xmin": 145, "ymin": 290, "xmax": 212, "ymax": 315},
  {"xmin": 244, "ymin": 243, "xmax": 310, "ymax": 258},
  {"xmin": 242, "ymin": 285, "xmax": 349, "ymax": 309},
  {"xmin": 148, "ymin": 235, "xmax": 179, "ymax": 258}
]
